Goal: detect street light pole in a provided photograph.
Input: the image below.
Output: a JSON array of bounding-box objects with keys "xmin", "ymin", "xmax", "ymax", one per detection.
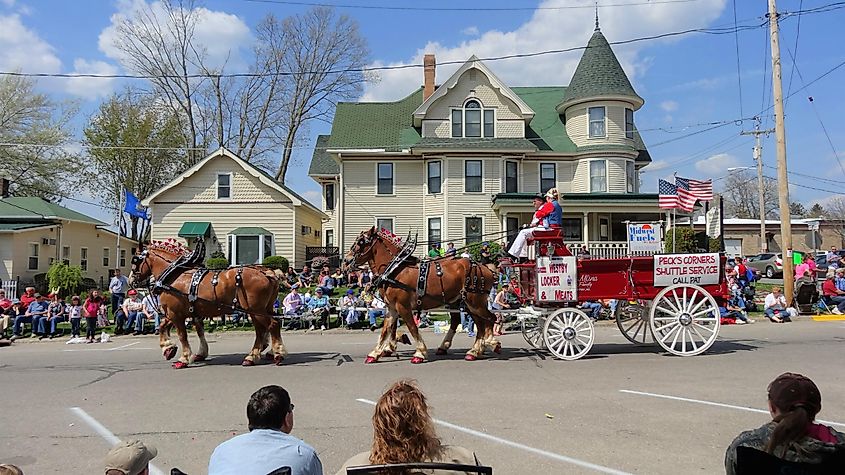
[
  {"xmin": 768, "ymin": 0, "xmax": 794, "ymax": 303},
  {"xmin": 741, "ymin": 119, "xmax": 774, "ymax": 253}
]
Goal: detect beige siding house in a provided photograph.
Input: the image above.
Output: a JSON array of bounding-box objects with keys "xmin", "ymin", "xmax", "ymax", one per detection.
[
  {"xmin": 0, "ymin": 197, "xmax": 134, "ymax": 289},
  {"xmin": 310, "ymin": 25, "xmax": 662, "ymax": 258},
  {"xmin": 143, "ymin": 148, "xmax": 325, "ymax": 268}
]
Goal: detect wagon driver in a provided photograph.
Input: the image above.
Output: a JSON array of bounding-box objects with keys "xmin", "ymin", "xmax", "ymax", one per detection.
[{"xmin": 507, "ymin": 188, "xmax": 562, "ymax": 259}]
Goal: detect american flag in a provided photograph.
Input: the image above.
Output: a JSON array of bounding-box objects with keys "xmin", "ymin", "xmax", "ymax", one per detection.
[
  {"xmin": 676, "ymin": 176, "xmax": 714, "ymax": 201},
  {"xmin": 658, "ymin": 179, "xmax": 680, "ymax": 210},
  {"xmin": 673, "ymin": 178, "xmax": 697, "ymax": 212}
]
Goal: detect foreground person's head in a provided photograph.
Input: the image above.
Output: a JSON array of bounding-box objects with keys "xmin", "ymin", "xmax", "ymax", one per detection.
[
  {"xmin": 248, "ymin": 385, "xmax": 294, "ymax": 434},
  {"xmin": 371, "ymin": 379, "xmax": 443, "ymax": 465},
  {"xmin": 765, "ymin": 372, "xmax": 823, "ymax": 455}
]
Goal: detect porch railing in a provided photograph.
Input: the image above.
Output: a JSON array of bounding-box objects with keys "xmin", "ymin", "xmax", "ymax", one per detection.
[
  {"xmin": 565, "ymin": 241, "xmax": 658, "ymax": 259},
  {"xmin": 1, "ymin": 278, "xmax": 19, "ymax": 299}
]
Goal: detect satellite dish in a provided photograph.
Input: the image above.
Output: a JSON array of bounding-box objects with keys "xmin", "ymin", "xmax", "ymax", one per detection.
[{"xmin": 804, "ymin": 231, "xmax": 822, "ymax": 249}]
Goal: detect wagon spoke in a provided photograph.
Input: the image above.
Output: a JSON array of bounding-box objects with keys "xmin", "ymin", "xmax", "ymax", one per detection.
[
  {"xmin": 623, "ymin": 318, "xmax": 641, "ymax": 334},
  {"xmin": 658, "ymin": 323, "xmax": 680, "ymax": 343},
  {"xmin": 681, "ymin": 287, "xmax": 690, "ymax": 313},
  {"xmin": 688, "ymin": 294, "xmax": 708, "ymax": 315},
  {"xmin": 575, "ymin": 336, "xmax": 590, "ymax": 347},
  {"xmin": 690, "ymin": 324, "xmax": 707, "ymax": 345},
  {"xmin": 680, "ymin": 327, "xmax": 687, "ymax": 353},
  {"xmin": 686, "ymin": 289, "xmax": 700, "ymax": 312},
  {"xmin": 655, "ymin": 305, "xmax": 679, "ymax": 316},
  {"xmin": 692, "ymin": 307, "xmax": 717, "ymax": 318},
  {"xmin": 660, "ymin": 296, "xmax": 680, "ymax": 314},
  {"xmin": 692, "ymin": 322, "xmax": 717, "ymax": 335},
  {"xmin": 670, "ymin": 323, "xmax": 682, "ymax": 349},
  {"xmin": 654, "ymin": 320, "xmax": 679, "ymax": 335},
  {"xmin": 671, "ymin": 289, "xmax": 684, "ymax": 313}
]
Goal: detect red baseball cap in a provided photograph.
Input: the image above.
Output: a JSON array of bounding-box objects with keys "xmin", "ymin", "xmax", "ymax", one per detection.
[{"xmin": 128, "ymin": 289, "xmax": 138, "ymax": 296}]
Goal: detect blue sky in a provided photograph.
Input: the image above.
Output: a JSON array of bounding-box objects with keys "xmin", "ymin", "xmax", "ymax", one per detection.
[{"xmin": 2, "ymin": 0, "xmax": 844, "ymax": 224}]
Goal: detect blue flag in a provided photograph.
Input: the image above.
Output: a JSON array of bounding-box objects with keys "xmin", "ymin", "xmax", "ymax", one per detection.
[{"xmin": 124, "ymin": 189, "xmax": 149, "ymax": 220}]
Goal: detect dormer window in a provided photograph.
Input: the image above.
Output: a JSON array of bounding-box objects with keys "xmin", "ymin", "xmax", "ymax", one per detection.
[
  {"xmin": 451, "ymin": 99, "xmax": 495, "ymax": 138},
  {"xmin": 588, "ymin": 106, "xmax": 606, "ymax": 138}
]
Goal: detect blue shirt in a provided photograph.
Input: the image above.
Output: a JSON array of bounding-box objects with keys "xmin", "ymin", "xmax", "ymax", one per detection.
[
  {"xmin": 308, "ymin": 295, "xmax": 329, "ymax": 309},
  {"xmin": 547, "ymin": 200, "xmax": 563, "ymax": 227},
  {"xmin": 836, "ymin": 277, "xmax": 845, "ymax": 292},
  {"xmin": 27, "ymin": 300, "xmax": 49, "ymax": 315},
  {"xmin": 208, "ymin": 429, "xmax": 323, "ymax": 475},
  {"xmin": 109, "ymin": 275, "xmax": 129, "ymax": 294}
]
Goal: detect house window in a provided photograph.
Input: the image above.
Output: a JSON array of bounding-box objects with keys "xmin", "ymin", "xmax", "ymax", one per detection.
[
  {"xmin": 540, "ymin": 163, "xmax": 556, "ymax": 194},
  {"xmin": 120, "ymin": 249, "xmax": 127, "ymax": 268},
  {"xmin": 80, "ymin": 247, "xmax": 88, "ymax": 271},
  {"xmin": 376, "ymin": 218, "xmax": 393, "ymax": 233},
  {"xmin": 562, "ymin": 218, "xmax": 582, "ymax": 241},
  {"xmin": 465, "ymin": 160, "xmax": 482, "ymax": 193},
  {"xmin": 61, "ymin": 246, "xmax": 70, "ymax": 265},
  {"xmin": 451, "ymin": 100, "xmax": 495, "ymax": 138},
  {"xmin": 588, "ymin": 106, "xmax": 606, "ymax": 138},
  {"xmin": 427, "ymin": 161, "xmax": 442, "ymax": 194},
  {"xmin": 625, "ymin": 108, "xmax": 634, "ymax": 139},
  {"xmin": 325, "ymin": 230, "xmax": 334, "ymax": 247},
  {"xmin": 28, "ymin": 243, "xmax": 39, "ymax": 270},
  {"xmin": 505, "ymin": 161, "xmax": 518, "ymax": 193},
  {"xmin": 228, "ymin": 234, "xmax": 274, "ymax": 265},
  {"xmin": 590, "ymin": 160, "xmax": 607, "ymax": 192},
  {"xmin": 626, "ymin": 162, "xmax": 636, "ymax": 193},
  {"xmin": 428, "ymin": 217, "xmax": 442, "ymax": 247},
  {"xmin": 465, "ymin": 217, "xmax": 483, "ymax": 244},
  {"xmin": 377, "ymin": 163, "xmax": 393, "ymax": 195},
  {"xmin": 217, "ymin": 173, "xmax": 231, "ymax": 199},
  {"xmin": 103, "ymin": 248, "xmax": 110, "ymax": 267},
  {"xmin": 325, "ymin": 183, "xmax": 335, "ymax": 210}
]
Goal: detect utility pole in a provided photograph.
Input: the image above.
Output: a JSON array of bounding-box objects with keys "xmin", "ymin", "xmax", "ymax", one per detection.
[
  {"xmin": 740, "ymin": 119, "xmax": 774, "ymax": 253},
  {"xmin": 768, "ymin": 0, "xmax": 794, "ymax": 302}
]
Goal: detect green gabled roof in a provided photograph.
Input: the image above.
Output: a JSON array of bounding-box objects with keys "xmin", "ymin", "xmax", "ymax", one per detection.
[
  {"xmin": 0, "ymin": 197, "xmax": 106, "ymax": 225},
  {"xmin": 326, "ymin": 88, "xmax": 423, "ymax": 151},
  {"xmin": 308, "ymin": 135, "xmax": 338, "ymax": 176},
  {"xmin": 0, "ymin": 222, "xmax": 53, "ymax": 232},
  {"xmin": 231, "ymin": 227, "xmax": 271, "ymax": 235},
  {"xmin": 512, "ymin": 86, "xmax": 576, "ymax": 152},
  {"xmin": 413, "ymin": 137, "xmax": 537, "ymax": 151},
  {"xmin": 559, "ymin": 29, "xmax": 642, "ymax": 110}
]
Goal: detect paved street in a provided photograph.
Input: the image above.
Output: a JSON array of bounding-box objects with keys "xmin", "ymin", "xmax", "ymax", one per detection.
[{"xmin": 1, "ymin": 319, "xmax": 844, "ymax": 475}]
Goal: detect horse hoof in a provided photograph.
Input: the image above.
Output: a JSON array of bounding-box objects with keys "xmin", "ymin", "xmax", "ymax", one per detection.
[
  {"xmin": 241, "ymin": 359, "xmax": 256, "ymax": 367},
  {"xmin": 435, "ymin": 348, "xmax": 447, "ymax": 356},
  {"xmin": 364, "ymin": 356, "xmax": 377, "ymax": 364},
  {"xmin": 493, "ymin": 343, "xmax": 502, "ymax": 354},
  {"xmin": 163, "ymin": 347, "xmax": 177, "ymax": 361},
  {"xmin": 192, "ymin": 354, "xmax": 207, "ymax": 362},
  {"xmin": 274, "ymin": 355, "xmax": 284, "ymax": 366},
  {"xmin": 381, "ymin": 350, "xmax": 393, "ymax": 357},
  {"xmin": 464, "ymin": 354, "xmax": 478, "ymax": 361},
  {"xmin": 263, "ymin": 352, "xmax": 274, "ymax": 361},
  {"xmin": 411, "ymin": 356, "xmax": 425, "ymax": 364},
  {"xmin": 172, "ymin": 361, "xmax": 188, "ymax": 369}
]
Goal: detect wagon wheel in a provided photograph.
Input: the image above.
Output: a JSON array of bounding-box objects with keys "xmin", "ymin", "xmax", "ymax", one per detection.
[
  {"xmin": 520, "ymin": 315, "xmax": 545, "ymax": 349},
  {"xmin": 649, "ymin": 284, "xmax": 720, "ymax": 356},
  {"xmin": 615, "ymin": 300, "xmax": 655, "ymax": 345},
  {"xmin": 543, "ymin": 308, "xmax": 594, "ymax": 361}
]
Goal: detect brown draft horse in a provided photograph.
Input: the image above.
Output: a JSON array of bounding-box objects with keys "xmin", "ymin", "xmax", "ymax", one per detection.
[
  {"xmin": 344, "ymin": 227, "xmax": 500, "ymax": 363},
  {"xmin": 128, "ymin": 241, "xmax": 285, "ymax": 368}
]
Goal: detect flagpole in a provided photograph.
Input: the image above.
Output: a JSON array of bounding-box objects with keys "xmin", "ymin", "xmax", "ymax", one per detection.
[
  {"xmin": 116, "ymin": 189, "xmax": 122, "ymax": 273},
  {"xmin": 672, "ymin": 208, "xmax": 676, "ymax": 253}
]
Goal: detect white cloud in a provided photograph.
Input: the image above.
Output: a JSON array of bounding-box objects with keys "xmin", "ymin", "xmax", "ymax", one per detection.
[
  {"xmin": 361, "ymin": 0, "xmax": 727, "ymax": 101},
  {"xmin": 660, "ymin": 100, "xmax": 678, "ymax": 112},
  {"xmin": 64, "ymin": 59, "xmax": 120, "ymax": 99},
  {"xmin": 99, "ymin": 1, "xmax": 252, "ymax": 73},
  {"xmin": 301, "ymin": 189, "xmax": 321, "ymax": 206},
  {"xmin": 1, "ymin": 0, "xmax": 16, "ymax": 7},
  {"xmin": 0, "ymin": 13, "xmax": 61, "ymax": 74},
  {"xmin": 642, "ymin": 159, "xmax": 672, "ymax": 173},
  {"xmin": 695, "ymin": 153, "xmax": 740, "ymax": 175},
  {"xmin": 461, "ymin": 26, "xmax": 479, "ymax": 36}
]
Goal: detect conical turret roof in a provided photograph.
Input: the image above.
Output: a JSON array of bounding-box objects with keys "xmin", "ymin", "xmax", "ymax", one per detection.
[{"xmin": 557, "ymin": 28, "xmax": 643, "ymax": 111}]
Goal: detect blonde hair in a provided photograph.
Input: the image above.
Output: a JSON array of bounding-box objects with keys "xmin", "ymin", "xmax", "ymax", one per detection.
[
  {"xmin": 545, "ymin": 187, "xmax": 559, "ymax": 200},
  {"xmin": 0, "ymin": 464, "xmax": 24, "ymax": 475},
  {"xmin": 369, "ymin": 380, "xmax": 444, "ymax": 472}
]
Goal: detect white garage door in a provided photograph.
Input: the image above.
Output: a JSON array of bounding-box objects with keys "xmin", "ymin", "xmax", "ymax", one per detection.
[{"xmin": 725, "ymin": 239, "xmax": 742, "ymax": 256}]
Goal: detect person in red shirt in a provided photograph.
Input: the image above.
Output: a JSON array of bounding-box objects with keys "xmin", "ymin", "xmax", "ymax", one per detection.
[
  {"xmin": 19, "ymin": 287, "xmax": 36, "ymax": 308},
  {"xmin": 507, "ymin": 195, "xmax": 546, "ymax": 259},
  {"xmin": 0, "ymin": 289, "xmax": 11, "ymax": 312},
  {"xmin": 821, "ymin": 274, "xmax": 845, "ymax": 314}
]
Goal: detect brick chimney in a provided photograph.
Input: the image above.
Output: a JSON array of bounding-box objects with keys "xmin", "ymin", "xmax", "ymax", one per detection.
[{"xmin": 423, "ymin": 54, "xmax": 436, "ymax": 101}]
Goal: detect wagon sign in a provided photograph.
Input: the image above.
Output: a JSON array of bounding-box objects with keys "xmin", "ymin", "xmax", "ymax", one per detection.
[
  {"xmin": 627, "ymin": 222, "xmax": 663, "ymax": 253},
  {"xmin": 535, "ymin": 255, "xmax": 578, "ymax": 302},
  {"xmin": 653, "ymin": 253, "xmax": 720, "ymax": 287}
]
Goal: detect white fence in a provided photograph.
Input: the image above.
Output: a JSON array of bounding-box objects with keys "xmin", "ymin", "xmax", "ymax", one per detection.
[
  {"xmin": 1, "ymin": 280, "xmax": 18, "ymax": 299},
  {"xmin": 566, "ymin": 241, "xmax": 660, "ymax": 259}
]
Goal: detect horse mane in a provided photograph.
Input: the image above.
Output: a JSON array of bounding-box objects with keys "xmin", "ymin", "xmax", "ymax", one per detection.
[
  {"xmin": 377, "ymin": 228, "xmax": 403, "ymax": 248},
  {"xmin": 147, "ymin": 239, "xmax": 191, "ymax": 257}
]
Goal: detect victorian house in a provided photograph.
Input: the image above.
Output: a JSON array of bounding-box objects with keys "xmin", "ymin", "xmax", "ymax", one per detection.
[{"xmin": 309, "ymin": 24, "xmax": 662, "ymax": 258}]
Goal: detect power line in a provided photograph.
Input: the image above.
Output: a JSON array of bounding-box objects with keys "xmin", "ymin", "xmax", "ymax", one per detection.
[
  {"xmin": 785, "ymin": 0, "xmax": 803, "ymax": 102},
  {"xmin": 246, "ymin": 0, "xmax": 701, "ymax": 11}
]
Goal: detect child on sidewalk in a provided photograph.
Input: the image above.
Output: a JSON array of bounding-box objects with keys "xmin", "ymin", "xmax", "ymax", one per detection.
[{"xmin": 67, "ymin": 295, "xmax": 83, "ymax": 338}]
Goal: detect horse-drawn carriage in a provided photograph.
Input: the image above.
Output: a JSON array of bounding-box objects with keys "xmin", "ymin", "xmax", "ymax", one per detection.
[{"xmin": 503, "ymin": 229, "xmax": 729, "ymax": 360}]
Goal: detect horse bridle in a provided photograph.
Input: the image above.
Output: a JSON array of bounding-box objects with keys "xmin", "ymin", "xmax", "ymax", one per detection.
[{"xmin": 350, "ymin": 231, "xmax": 379, "ymax": 267}]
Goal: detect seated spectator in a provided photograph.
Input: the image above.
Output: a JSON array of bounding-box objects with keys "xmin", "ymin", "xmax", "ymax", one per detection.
[
  {"xmin": 826, "ymin": 246, "xmax": 841, "ymax": 269},
  {"xmin": 298, "ymin": 265, "xmax": 313, "ymax": 288},
  {"xmin": 122, "ymin": 289, "xmax": 145, "ymax": 336},
  {"xmin": 763, "ymin": 287, "xmax": 797, "ymax": 323},
  {"xmin": 577, "ymin": 247, "xmax": 591, "ymax": 260},
  {"xmin": 39, "ymin": 293, "xmax": 67, "ymax": 339},
  {"xmin": 19, "ymin": 287, "xmax": 36, "ymax": 308},
  {"xmin": 29, "ymin": 293, "xmax": 51, "ymax": 338},
  {"xmin": 332, "ymin": 268, "xmax": 345, "ymax": 287},
  {"xmin": 725, "ymin": 372, "xmax": 845, "ymax": 475},
  {"xmin": 719, "ymin": 302, "xmax": 753, "ymax": 324},
  {"xmin": 821, "ymin": 273, "xmax": 845, "ymax": 315},
  {"xmin": 445, "ymin": 242, "xmax": 457, "ymax": 257},
  {"xmin": 340, "ymin": 289, "xmax": 361, "ymax": 327},
  {"xmin": 360, "ymin": 267, "xmax": 373, "ymax": 287},
  {"xmin": 835, "ymin": 268, "xmax": 845, "ymax": 292},
  {"xmin": 141, "ymin": 291, "xmax": 161, "ymax": 335},
  {"xmin": 336, "ymin": 379, "xmax": 480, "ymax": 475},
  {"xmin": 346, "ymin": 269, "xmax": 360, "ymax": 289},
  {"xmin": 11, "ymin": 293, "xmax": 49, "ymax": 340},
  {"xmin": 600, "ymin": 299, "xmax": 618, "ymax": 319},
  {"xmin": 794, "ymin": 271, "xmax": 815, "ymax": 294},
  {"xmin": 367, "ymin": 291, "xmax": 386, "ymax": 332},
  {"xmin": 105, "ymin": 439, "xmax": 158, "ymax": 475},
  {"xmin": 209, "ymin": 385, "xmax": 322, "ymax": 475},
  {"xmin": 2, "ymin": 298, "xmax": 24, "ymax": 340},
  {"xmin": 427, "ymin": 243, "xmax": 441, "ymax": 258},
  {"xmin": 307, "ymin": 288, "xmax": 329, "ymax": 330},
  {"xmin": 318, "ymin": 270, "xmax": 336, "ymax": 296},
  {"xmin": 580, "ymin": 300, "xmax": 603, "ymax": 321},
  {"xmin": 0, "ymin": 289, "xmax": 11, "ymax": 313}
]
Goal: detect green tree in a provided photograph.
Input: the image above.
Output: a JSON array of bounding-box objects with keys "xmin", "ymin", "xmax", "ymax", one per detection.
[
  {"xmin": 83, "ymin": 88, "xmax": 189, "ymax": 240},
  {"xmin": 0, "ymin": 75, "xmax": 80, "ymax": 200},
  {"xmin": 46, "ymin": 262, "xmax": 84, "ymax": 297},
  {"xmin": 789, "ymin": 202, "xmax": 807, "ymax": 217},
  {"xmin": 664, "ymin": 227, "xmax": 698, "ymax": 253},
  {"xmin": 806, "ymin": 203, "xmax": 826, "ymax": 218}
]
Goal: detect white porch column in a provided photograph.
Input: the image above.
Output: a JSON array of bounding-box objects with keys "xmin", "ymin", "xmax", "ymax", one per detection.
[
  {"xmin": 582, "ymin": 211, "xmax": 590, "ymax": 246},
  {"xmin": 500, "ymin": 213, "xmax": 507, "ymax": 235}
]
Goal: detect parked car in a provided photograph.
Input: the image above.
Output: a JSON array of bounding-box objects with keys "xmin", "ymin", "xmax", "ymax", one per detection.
[{"xmin": 746, "ymin": 253, "xmax": 783, "ymax": 278}]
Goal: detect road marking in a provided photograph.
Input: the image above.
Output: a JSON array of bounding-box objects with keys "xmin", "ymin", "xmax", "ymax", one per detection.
[
  {"xmin": 619, "ymin": 390, "xmax": 845, "ymax": 429},
  {"xmin": 69, "ymin": 407, "xmax": 165, "ymax": 475},
  {"xmin": 63, "ymin": 342, "xmax": 140, "ymax": 352},
  {"xmin": 356, "ymin": 398, "xmax": 630, "ymax": 475}
]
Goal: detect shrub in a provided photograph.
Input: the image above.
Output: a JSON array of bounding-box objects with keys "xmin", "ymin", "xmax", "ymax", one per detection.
[
  {"xmin": 46, "ymin": 262, "xmax": 84, "ymax": 297},
  {"xmin": 206, "ymin": 257, "xmax": 230, "ymax": 270},
  {"xmin": 466, "ymin": 241, "xmax": 502, "ymax": 262},
  {"xmin": 262, "ymin": 256, "xmax": 289, "ymax": 272},
  {"xmin": 664, "ymin": 227, "xmax": 698, "ymax": 253}
]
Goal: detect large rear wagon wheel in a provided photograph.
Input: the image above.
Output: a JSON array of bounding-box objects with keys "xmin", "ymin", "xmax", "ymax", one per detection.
[
  {"xmin": 543, "ymin": 308, "xmax": 594, "ymax": 361},
  {"xmin": 615, "ymin": 300, "xmax": 654, "ymax": 345},
  {"xmin": 649, "ymin": 284, "xmax": 720, "ymax": 356},
  {"xmin": 520, "ymin": 316, "xmax": 545, "ymax": 349}
]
